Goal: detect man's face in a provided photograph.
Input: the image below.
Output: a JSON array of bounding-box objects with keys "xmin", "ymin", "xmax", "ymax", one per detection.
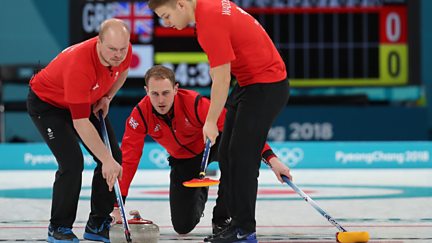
[
  {"xmin": 145, "ymin": 77, "xmax": 178, "ymax": 114},
  {"xmin": 155, "ymin": 1, "xmax": 190, "ymax": 30},
  {"xmin": 98, "ymin": 35, "xmax": 129, "ymax": 67}
]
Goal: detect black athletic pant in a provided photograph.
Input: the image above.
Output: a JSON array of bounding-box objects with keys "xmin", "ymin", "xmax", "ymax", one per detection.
[
  {"xmin": 218, "ymin": 79, "xmax": 289, "ymax": 233},
  {"xmin": 26, "ymin": 88, "xmax": 121, "ymax": 228},
  {"xmin": 168, "ymin": 137, "xmax": 229, "ymax": 234}
]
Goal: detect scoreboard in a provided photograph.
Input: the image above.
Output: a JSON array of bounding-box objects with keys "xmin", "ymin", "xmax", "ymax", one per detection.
[
  {"xmin": 70, "ymin": 0, "xmax": 420, "ymax": 88},
  {"xmin": 243, "ymin": 0, "xmax": 420, "ymax": 87}
]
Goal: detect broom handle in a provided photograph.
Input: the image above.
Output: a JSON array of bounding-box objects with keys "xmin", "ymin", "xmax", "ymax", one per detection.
[
  {"xmin": 99, "ymin": 111, "xmax": 132, "ymax": 242},
  {"xmin": 198, "ymin": 139, "xmax": 211, "ymax": 179},
  {"xmin": 282, "ymin": 175, "xmax": 347, "ymax": 232}
]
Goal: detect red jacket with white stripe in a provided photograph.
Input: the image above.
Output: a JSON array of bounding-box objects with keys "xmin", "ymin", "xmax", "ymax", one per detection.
[{"xmin": 120, "ymin": 89, "xmax": 275, "ymax": 196}]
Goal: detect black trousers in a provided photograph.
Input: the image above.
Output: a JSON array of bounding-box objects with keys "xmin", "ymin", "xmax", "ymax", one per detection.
[
  {"xmin": 26, "ymin": 88, "xmax": 121, "ymax": 228},
  {"xmin": 168, "ymin": 137, "xmax": 229, "ymax": 234},
  {"xmin": 218, "ymin": 79, "xmax": 289, "ymax": 232}
]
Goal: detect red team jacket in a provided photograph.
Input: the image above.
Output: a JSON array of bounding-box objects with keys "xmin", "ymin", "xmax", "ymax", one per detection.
[
  {"xmin": 30, "ymin": 37, "xmax": 132, "ymax": 119},
  {"xmin": 195, "ymin": 0, "xmax": 286, "ymax": 86},
  {"xmin": 120, "ymin": 89, "xmax": 276, "ymax": 197}
]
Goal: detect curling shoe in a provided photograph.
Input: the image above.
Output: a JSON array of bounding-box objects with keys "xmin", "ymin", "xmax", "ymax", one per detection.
[
  {"xmin": 205, "ymin": 226, "xmax": 257, "ymax": 243},
  {"xmin": 47, "ymin": 224, "xmax": 79, "ymax": 243},
  {"xmin": 83, "ymin": 216, "xmax": 111, "ymax": 242}
]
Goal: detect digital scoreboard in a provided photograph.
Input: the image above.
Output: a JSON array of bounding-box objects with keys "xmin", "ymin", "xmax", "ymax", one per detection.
[
  {"xmin": 242, "ymin": 0, "xmax": 420, "ymax": 87},
  {"xmin": 70, "ymin": 0, "xmax": 420, "ymax": 88}
]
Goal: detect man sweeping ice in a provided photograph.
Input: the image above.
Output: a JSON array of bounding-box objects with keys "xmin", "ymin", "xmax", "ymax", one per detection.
[
  {"xmin": 27, "ymin": 18, "xmax": 132, "ymax": 243},
  {"xmin": 112, "ymin": 65, "xmax": 292, "ymax": 236}
]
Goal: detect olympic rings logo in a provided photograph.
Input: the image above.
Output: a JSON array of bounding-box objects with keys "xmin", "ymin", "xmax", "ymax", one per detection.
[
  {"xmin": 273, "ymin": 147, "xmax": 304, "ymax": 167},
  {"xmin": 148, "ymin": 149, "xmax": 169, "ymax": 168},
  {"xmin": 147, "ymin": 147, "xmax": 304, "ymax": 168}
]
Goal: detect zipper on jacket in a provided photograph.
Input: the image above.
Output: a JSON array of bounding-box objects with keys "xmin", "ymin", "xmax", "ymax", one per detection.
[{"xmin": 162, "ymin": 115, "xmax": 199, "ymax": 157}]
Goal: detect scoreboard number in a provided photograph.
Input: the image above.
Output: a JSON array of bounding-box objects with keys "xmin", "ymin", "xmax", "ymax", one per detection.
[
  {"xmin": 386, "ymin": 12, "xmax": 401, "ymax": 42},
  {"xmin": 155, "ymin": 52, "xmax": 211, "ymax": 87},
  {"xmin": 379, "ymin": 7, "xmax": 407, "ymax": 85},
  {"xmin": 162, "ymin": 62, "xmax": 211, "ymax": 87}
]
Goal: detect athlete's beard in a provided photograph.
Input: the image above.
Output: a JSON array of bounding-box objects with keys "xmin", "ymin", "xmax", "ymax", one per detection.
[
  {"xmin": 99, "ymin": 50, "xmax": 122, "ymax": 67},
  {"xmin": 99, "ymin": 50, "xmax": 111, "ymax": 66}
]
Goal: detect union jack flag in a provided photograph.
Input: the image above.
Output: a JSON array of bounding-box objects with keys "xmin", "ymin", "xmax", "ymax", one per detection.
[{"xmin": 112, "ymin": 1, "xmax": 154, "ymax": 43}]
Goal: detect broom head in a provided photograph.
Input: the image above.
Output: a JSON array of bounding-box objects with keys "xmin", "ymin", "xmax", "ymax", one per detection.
[
  {"xmin": 182, "ymin": 177, "xmax": 220, "ymax": 187},
  {"xmin": 336, "ymin": 231, "xmax": 370, "ymax": 243}
]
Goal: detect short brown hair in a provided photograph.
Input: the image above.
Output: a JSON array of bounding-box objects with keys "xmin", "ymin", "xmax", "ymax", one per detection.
[
  {"xmin": 144, "ymin": 65, "xmax": 176, "ymax": 86},
  {"xmin": 148, "ymin": 0, "xmax": 177, "ymax": 10}
]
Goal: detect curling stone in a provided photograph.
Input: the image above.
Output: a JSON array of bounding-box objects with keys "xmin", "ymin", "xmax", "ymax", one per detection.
[{"xmin": 110, "ymin": 210, "xmax": 160, "ymax": 243}]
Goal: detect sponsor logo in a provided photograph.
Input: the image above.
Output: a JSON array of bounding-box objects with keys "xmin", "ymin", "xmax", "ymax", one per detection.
[
  {"xmin": 47, "ymin": 128, "xmax": 55, "ymax": 140},
  {"xmin": 221, "ymin": 0, "xmax": 231, "ymax": 15},
  {"xmin": 236, "ymin": 232, "xmax": 250, "ymax": 239},
  {"xmin": 24, "ymin": 153, "xmax": 94, "ymax": 166},
  {"xmin": 335, "ymin": 151, "xmax": 430, "ymax": 164},
  {"xmin": 148, "ymin": 149, "xmax": 169, "ymax": 168},
  {"xmin": 274, "ymin": 147, "xmax": 304, "ymax": 167},
  {"xmin": 92, "ymin": 83, "xmax": 100, "ymax": 90}
]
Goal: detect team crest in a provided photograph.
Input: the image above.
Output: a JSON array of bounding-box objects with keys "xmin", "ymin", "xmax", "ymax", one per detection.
[{"xmin": 129, "ymin": 117, "xmax": 139, "ymax": 129}]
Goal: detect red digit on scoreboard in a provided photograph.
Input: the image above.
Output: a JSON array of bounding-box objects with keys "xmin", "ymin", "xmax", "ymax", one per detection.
[{"xmin": 380, "ymin": 6, "xmax": 407, "ymax": 44}]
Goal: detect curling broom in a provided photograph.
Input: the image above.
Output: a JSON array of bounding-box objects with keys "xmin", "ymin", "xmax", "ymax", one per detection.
[
  {"xmin": 99, "ymin": 111, "xmax": 132, "ymax": 243},
  {"xmin": 282, "ymin": 175, "xmax": 369, "ymax": 243},
  {"xmin": 182, "ymin": 139, "xmax": 219, "ymax": 187}
]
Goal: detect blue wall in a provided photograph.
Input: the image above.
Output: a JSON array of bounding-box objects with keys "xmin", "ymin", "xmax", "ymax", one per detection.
[
  {"xmin": 269, "ymin": 106, "xmax": 428, "ymax": 141},
  {"xmin": 5, "ymin": 105, "xmax": 428, "ymax": 143},
  {"xmin": 0, "ymin": 0, "xmax": 69, "ymax": 65},
  {"xmin": 1, "ymin": 141, "xmax": 431, "ymax": 170}
]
